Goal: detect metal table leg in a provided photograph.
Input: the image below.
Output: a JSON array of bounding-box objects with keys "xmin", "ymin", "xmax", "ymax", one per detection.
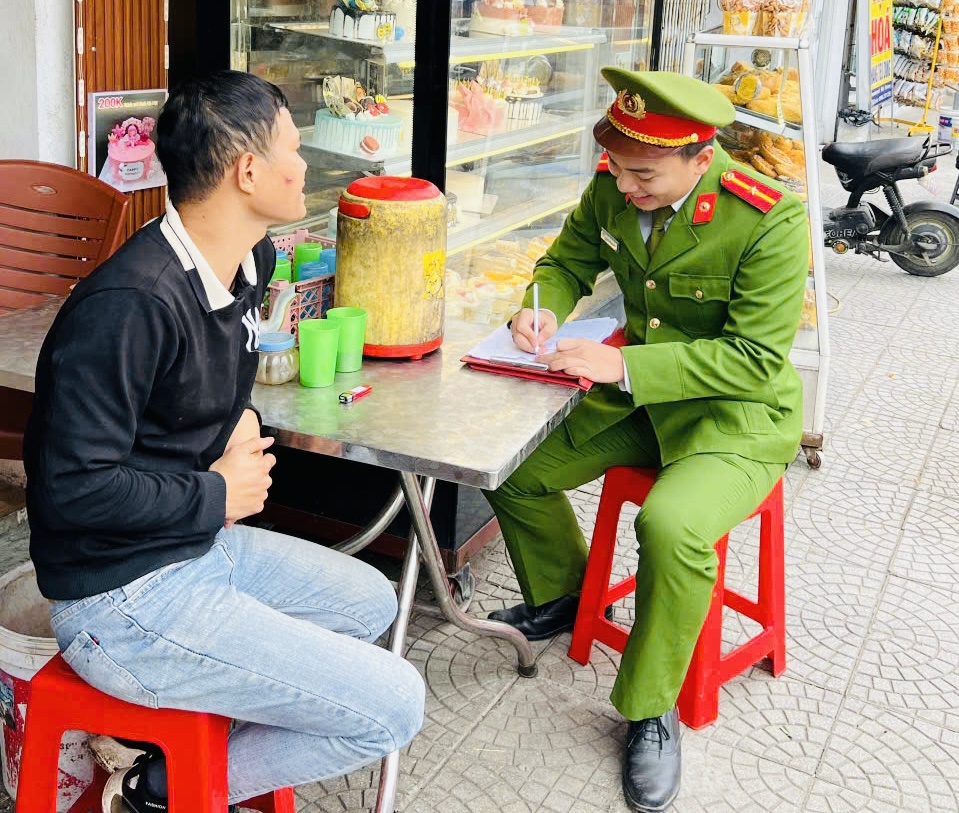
[
  {"xmin": 399, "ymin": 471, "xmax": 537, "ymax": 679},
  {"xmin": 374, "ymin": 477, "xmax": 433, "ymax": 813},
  {"xmin": 375, "ymin": 473, "xmax": 537, "ymax": 813}
]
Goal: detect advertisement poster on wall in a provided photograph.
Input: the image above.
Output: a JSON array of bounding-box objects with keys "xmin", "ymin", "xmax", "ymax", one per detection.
[
  {"xmin": 870, "ymin": 0, "xmax": 894, "ymax": 108},
  {"xmin": 87, "ymin": 89, "xmax": 167, "ymax": 193}
]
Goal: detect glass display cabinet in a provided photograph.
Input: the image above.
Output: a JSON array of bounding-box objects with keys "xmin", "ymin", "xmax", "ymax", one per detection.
[
  {"xmin": 229, "ymin": 0, "xmax": 656, "ymax": 299},
  {"xmin": 683, "ymin": 32, "xmax": 830, "ymax": 468}
]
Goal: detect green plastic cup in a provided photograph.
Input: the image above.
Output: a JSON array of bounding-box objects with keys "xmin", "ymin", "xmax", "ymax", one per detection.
[
  {"xmin": 324, "ymin": 307, "xmax": 367, "ymax": 373},
  {"xmin": 297, "ymin": 319, "xmax": 340, "ymax": 388},
  {"xmin": 270, "ymin": 258, "xmax": 292, "ymax": 285},
  {"xmin": 293, "ymin": 242, "xmax": 323, "ymax": 281}
]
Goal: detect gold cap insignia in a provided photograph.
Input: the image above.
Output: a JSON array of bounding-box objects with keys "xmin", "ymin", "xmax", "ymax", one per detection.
[{"xmin": 616, "ymin": 89, "xmax": 646, "ymax": 120}]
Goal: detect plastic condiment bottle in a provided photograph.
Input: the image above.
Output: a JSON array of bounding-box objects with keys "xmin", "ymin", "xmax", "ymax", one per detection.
[{"xmin": 256, "ymin": 331, "xmax": 298, "ymax": 385}]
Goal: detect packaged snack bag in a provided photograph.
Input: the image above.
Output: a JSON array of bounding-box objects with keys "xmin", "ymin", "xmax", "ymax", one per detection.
[
  {"xmin": 760, "ymin": 0, "xmax": 808, "ymax": 38},
  {"xmin": 720, "ymin": 0, "xmax": 763, "ymax": 35}
]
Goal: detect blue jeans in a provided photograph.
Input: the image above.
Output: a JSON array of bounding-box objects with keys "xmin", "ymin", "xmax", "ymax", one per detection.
[{"xmin": 49, "ymin": 525, "xmax": 425, "ymax": 803}]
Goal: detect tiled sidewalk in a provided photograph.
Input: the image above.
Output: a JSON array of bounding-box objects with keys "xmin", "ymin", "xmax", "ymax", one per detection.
[{"xmin": 3, "ymin": 145, "xmax": 959, "ymax": 812}]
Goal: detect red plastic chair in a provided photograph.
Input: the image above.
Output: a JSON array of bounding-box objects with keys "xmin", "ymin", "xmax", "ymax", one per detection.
[
  {"xmin": 567, "ymin": 466, "xmax": 786, "ymax": 729},
  {"xmin": 0, "ymin": 160, "xmax": 129, "ymax": 460},
  {"xmin": 15, "ymin": 654, "xmax": 296, "ymax": 813}
]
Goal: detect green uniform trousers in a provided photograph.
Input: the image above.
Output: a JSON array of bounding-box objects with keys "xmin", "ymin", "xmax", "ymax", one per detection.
[{"xmin": 483, "ymin": 407, "xmax": 784, "ymax": 721}]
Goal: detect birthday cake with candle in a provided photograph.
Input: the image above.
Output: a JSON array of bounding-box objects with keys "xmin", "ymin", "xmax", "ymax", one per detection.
[
  {"xmin": 106, "ymin": 116, "xmax": 156, "ymax": 182},
  {"xmin": 330, "ymin": 0, "xmax": 397, "ymax": 42},
  {"xmin": 312, "ymin": 76, "xmax": 403, "ymax": 158}
]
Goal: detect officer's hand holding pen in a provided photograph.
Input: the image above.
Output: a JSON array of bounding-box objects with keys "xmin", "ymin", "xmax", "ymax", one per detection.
[{"xmin": 511, "ymin": 308, "xmax": 558, "ymax": 354}]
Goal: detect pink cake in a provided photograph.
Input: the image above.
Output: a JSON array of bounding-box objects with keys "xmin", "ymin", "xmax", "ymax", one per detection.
[
  {"xmin": 107, "ymin": 116, "xmax": 156, "ymax": 182},
  {"xmin": 473, "ymin": 0, "xmax": 564, "ymax": 26},
  {"xmin": 451, "ymin": 81, "xmax": 506, "ymax": 136}
]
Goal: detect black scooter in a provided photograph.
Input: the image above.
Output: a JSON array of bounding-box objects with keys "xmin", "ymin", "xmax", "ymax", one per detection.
[{"xmin": 821, "ymin": 137, "xmax": 959, "ymax": 276}]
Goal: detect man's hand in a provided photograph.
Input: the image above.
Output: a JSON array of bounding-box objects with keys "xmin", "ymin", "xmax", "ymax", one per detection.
[
  {"xmin": 537, "ymin": 339, "xmax": 625, "ymax": 384},
  {"xmin": 225, "ymin": 408, "xmax": 261, "ymax": 452},
  {"xmin": 512, "ymin": 307, "xmax": 558, "ymax": 353},
  {"xmin": 210, "ymin": 436, "xmax": 276, "ymax": 524}
]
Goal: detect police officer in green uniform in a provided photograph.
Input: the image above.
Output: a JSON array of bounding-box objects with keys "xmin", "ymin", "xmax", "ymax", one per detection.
[{"xmin": 483, "ymin": 69, "xmax": 809, "ymax": 812}]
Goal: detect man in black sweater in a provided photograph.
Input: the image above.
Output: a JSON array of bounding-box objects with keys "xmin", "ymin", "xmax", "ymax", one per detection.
[{"xmin": 25, "ymin": 71, "xmax": 424, "ymax": 811}]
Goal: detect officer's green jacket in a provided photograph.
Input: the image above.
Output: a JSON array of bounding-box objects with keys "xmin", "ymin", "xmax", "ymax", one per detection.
[{"xmin": 524, "ymin": 146, "xmax": 809, "ymax": 465}]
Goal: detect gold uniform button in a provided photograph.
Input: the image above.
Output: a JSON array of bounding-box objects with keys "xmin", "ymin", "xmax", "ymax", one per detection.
[
  {"xmin": 649, "ymin": 318, "xmax": 661, "ymax": 329},
  {"xmin": 646, "ymin": 279, "xmax": 656, "ymax": 289},
  {"xmin": 695, "ymin": 289, "xmax": 704, "ymax": 299}
]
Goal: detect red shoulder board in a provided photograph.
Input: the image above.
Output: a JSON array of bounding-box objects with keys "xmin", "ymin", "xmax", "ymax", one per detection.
[
  {"xmin": 720, "ymin": 170, "xmax": 783, "ymax": 214},
  {"xmin": 596, "ymin": 151, "xmax": 610, "ymax": 173},
  {"xmin": 692, "ymin": 192, "xmax": 718, "ymax": 224}
]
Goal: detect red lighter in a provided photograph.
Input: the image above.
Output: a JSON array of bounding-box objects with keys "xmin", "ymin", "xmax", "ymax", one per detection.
[{"xmin": 339, "ymin": 384, "xmax": 373, "ymax": 404}]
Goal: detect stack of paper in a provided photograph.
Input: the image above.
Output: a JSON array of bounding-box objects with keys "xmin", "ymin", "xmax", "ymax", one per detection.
[
  {"xmin": 462, "ymin": 317, "xmax": 623, "ymax": 390},
  {"xmin": 465, "ymin": 318, "xmax": 619, "ymax": 364}
]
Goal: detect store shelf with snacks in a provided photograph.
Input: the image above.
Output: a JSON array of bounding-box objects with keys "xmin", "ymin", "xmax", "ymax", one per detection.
[
  {"xmin": 684, "ymin": 32, "xmax": 830, "ymax": 468},
  {"xmin": 890, "ymin": 0, "xmax": 959, "ymax": 118}
]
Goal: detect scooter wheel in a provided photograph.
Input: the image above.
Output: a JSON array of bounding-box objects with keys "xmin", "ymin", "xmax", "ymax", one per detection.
[{"xmin": 886, "ymin": 211, "xmax": 959, "ymax": 276}]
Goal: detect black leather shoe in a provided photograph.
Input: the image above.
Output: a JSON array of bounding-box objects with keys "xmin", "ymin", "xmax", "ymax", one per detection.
[
  {"xmin": 622, "ymin": 708, "xmax": 682, "ymax": 812},
  {"xmin": 487, "ymin": 594, "xmax": 612, "ymax": 641}
]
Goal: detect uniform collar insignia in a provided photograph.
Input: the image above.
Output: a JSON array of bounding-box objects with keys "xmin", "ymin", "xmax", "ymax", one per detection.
[{"xmin": 692, "ymin": 192, "xmax": 717, "ymax": 225}]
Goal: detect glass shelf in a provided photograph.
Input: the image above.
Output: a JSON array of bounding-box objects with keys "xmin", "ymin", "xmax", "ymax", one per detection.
[
  {"xmin": 733, "ymin": 108, "xmax": 803, "ymax": 138},
  {"xmin": 266, "ymin": 23, "xmax": 607, "ymax": 67},
  {"xmin": 298, "ymin": 108, "xmax": 603, "ymax": 175}
]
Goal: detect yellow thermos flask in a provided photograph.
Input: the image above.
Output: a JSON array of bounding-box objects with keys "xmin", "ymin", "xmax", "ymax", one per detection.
[{"xmin": 334, "ymin": 177, "xmax": 446, "ymax": 359}]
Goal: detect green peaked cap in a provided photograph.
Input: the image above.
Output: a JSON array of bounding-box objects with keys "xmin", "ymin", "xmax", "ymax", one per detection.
[{"xmin": 600, "ymin": 68, "xmax": 736, "ymax": 128}]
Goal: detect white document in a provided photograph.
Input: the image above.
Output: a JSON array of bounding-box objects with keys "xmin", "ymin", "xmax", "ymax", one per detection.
[{"xmin": 466, "ymin": 317, "xmax": 620, "ymax": 363}]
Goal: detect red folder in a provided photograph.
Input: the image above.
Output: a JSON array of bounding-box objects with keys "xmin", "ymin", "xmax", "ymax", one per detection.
[{"xmin": 461, "ymin": 327, "xmax": 627, "ymax": 390}]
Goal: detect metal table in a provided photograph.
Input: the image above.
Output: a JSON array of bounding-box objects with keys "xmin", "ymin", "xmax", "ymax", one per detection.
[{"xmin": 0, "ymin": 299, "xmax": 593, "ymax": 811}]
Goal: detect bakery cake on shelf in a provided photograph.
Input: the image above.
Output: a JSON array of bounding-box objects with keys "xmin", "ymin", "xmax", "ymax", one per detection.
[
  {"xmin": 382, "ymin": 0, "xmax": 415, "ymax": 41},
  {"xmin": 470, "ymin": 0, "xmax": 565, "ymax": 36},
  {"xmin": 451, "ymin": 67, "xmax": 546, "ymax": 133},
  {"xmin": 330, "ymin": 0, "xmax": 396, "ymax": 42},
  {"xmin": 451, "ymin": 80, "xmax": 507, "ymax": 136},
  {"xmin": 311, "ymin": 76, "xmax": 403, "ymax": 158},
  {"xmin": 477, "ymin": 63, "xmax": 546, "ymax": 123}
]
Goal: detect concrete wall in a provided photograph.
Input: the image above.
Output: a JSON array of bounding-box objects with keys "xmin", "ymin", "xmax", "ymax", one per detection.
[{"xmin": 0, "ymin": 0, "xmax": 76, "ymax": 166}]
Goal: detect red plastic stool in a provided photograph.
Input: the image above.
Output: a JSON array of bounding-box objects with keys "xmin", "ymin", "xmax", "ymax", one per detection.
[
  {"xmin": 567, "ymin": 466, "xmax": 786, "ymax": 729},
  {"xmin": 15, "ymin": 653, "xmax": 296, "ymax": 813}
]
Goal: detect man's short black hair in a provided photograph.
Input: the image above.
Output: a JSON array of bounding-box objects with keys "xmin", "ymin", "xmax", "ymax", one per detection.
[
  {"xmin": 157, "ymin": 70, "xmax": 288, "ymax": 206},
  {"xmin": 677, "ymin": 136, "xmax": 716, "ymax": 160}
]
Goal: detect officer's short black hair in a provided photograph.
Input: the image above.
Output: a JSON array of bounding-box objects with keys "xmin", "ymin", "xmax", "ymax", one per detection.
[
  {"xmin": 157, "ymin": 70, "xmax": 288, "ymax": 206},
  {"xmin": 678, "ymin": 136, "xmax": 716, "ymax": 160}
]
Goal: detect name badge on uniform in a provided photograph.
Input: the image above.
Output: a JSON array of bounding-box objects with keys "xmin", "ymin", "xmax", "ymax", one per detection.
[{"xmin": 600, "ymin": 228, "xmax": 619, "ymax": 251}]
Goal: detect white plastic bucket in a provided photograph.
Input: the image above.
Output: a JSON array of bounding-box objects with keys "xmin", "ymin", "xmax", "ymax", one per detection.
[
  {"xmin": 0, "ymin": 562, "xmax": 95, "ymax": 809},
  {"xmin": 938, "ymin": 109, "xmax": 959, "ymax": 151}
]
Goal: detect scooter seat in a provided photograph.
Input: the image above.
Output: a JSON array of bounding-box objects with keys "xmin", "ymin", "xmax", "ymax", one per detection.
[{"xmin": 822, "ymin": 138, "xmax": 926, "ymax": 176}]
